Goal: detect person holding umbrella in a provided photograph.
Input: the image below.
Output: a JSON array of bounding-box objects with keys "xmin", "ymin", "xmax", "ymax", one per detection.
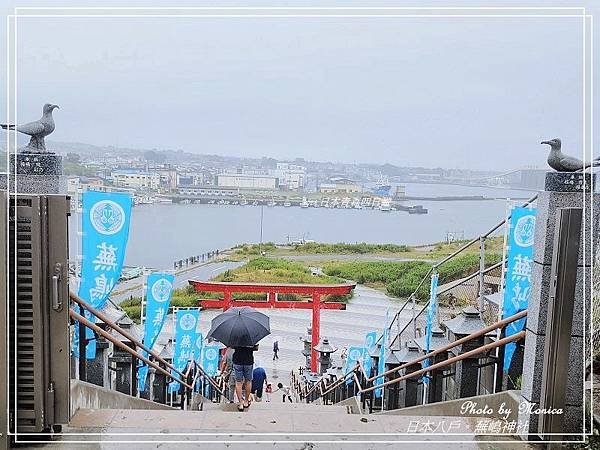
[
  {"xmin": 232, "ymin": 344, "xmax": 257, "ymax": 410},
  {"xmin": 206, "ymin": 306, "xmax": 270, "ymax": 412}
]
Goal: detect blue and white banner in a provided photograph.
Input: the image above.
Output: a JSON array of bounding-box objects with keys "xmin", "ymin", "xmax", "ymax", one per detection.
[
  {"xmin": 202, "ymin": 345, "xmax": 220, "ymax": 376},
  {"xmin": 168, "ymin": 309, "xmax": 200, "ymax": 393},
  {"xmin": 138, "ymin": 273, "xmax": 175, "ymax": 392},
  {"xmin": 74, "ymin": 191, "xmax": 132, "ymax": 359},
  {"xmin": 345, "ymin": 346, "xmax": 365, "ymax": 386},
  {"xmin": 375, "ymin": 309, "xmax": 390, "ymax": 398},
  {"xmin": 423, "ymin": 272, "xmax": 439, "ymax": 385},
  {"xmin": 201, "ymin": 345, "xmax": 220, "ymax": 396},
  {"xmin": 503, "ymin": 206, "xmax": 536, "ymax": 372},
  {"xmin": 363, "ymin": 331, "xmax": 377, "ymax": 378}
]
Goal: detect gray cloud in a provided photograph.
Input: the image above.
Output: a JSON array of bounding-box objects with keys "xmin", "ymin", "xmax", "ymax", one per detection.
[{"xmin": 1, "ymin": 4, "xmax": 594, "ymax": 170}]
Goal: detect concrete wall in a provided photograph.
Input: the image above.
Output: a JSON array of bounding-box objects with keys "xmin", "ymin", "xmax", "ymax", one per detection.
[
  {"xmin": 70, "ymin": 380, "xmax": 173, "ymax": 416},
  {"xmin": 378, "ymin": 390, "xmax": 522, "ymax": 422}
]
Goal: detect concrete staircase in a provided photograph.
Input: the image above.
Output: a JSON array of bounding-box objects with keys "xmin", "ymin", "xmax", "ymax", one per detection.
[
  {"xmin": 29, "ymin": 384, "xmax": 534, "ymax": 448},
  {"xmin": 36, "ymin": 397, "xmax": 537, "ymax": 449}
]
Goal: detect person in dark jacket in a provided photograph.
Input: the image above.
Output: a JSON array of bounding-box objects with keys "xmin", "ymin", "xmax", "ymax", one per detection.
[{"xmin": 272, "ymin": 340, "xmax": 279, "ymax": 360}]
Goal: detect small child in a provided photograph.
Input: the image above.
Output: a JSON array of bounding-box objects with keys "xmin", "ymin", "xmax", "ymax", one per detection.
[
  {"xmin": 277, "ymin": 382, "xmax": 293, "ymax": 403},
  {"xmin": 265, "ymin": 383, "xmax": 272, "ymax": 402}
]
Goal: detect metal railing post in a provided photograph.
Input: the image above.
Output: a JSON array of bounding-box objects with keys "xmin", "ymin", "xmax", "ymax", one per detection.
[
  {"xmin": 478, "ymin": 235, "xmax": 486, "ymax": 312},
  {"xmin": 78, "ymin": 304, "xmax": 87, "ymax": 381},
  {"xmin": 411, "ymin": 295, "xmax": 417, "ymax": 338}
]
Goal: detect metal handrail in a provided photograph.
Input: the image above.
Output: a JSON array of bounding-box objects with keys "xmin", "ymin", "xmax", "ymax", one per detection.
[
  {"xmin": 314, "ymin": 309, "xmax": 527, "ymax": 399},
  {"xmin": 304, "ymin": 362, "xmax": 360, "ymax": 398},
  {"xmin": 71, "ymin": 291, "xmax": 225, "ymax": 396},
  {"xmin": 377, "ymin": 297, "xmax": 415, "ymax": 343},
  {"xmin": 437, "ymin": 260, "xmax": 503, "ymax": 296},
  {"xmin": 185, "ymin": 362, "xmax": 203, "ymax": 410},
  {"xmin": 433, "ymin": 194, "xmax": 538, "ymax": 270},
  {"xmin": 70, "ymin": 291, "xmax": 186, "ymax": 379},
  {"xmin": 359, "ymin": 330, "xmax": 525, "ymax": 394},
  {"xmin": 69, "ymin": 308, "xmax": 193, "ymax": 390},
  {"xmin": 389, "ymin": 246, "xmax": 505, "ymax": 348},
  {"xmin": 366, "ymin": 309, "xmax": 526, "ymax": 384},
  {"xmin": 382, "ymin": 193, "xmax": 538, "ymax": 343}
]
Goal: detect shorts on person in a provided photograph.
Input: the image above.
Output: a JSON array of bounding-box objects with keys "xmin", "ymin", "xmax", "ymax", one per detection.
[{"xmin": 233, "ymin": 364, "xmax": 253, "ymax": 382}]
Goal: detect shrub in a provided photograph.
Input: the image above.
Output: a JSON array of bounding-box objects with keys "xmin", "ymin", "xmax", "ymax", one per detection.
[{"xmin": 324, "ymin": 252, "xmax": 502, "ymax": 301}]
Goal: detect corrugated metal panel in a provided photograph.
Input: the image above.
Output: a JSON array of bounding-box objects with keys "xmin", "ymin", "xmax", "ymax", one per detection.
[
  {"xmin": 7, "ymin": 195, "xmax": 70, "ymax": 434},
  {"xmin": 0, "ymin": 191, "xmax": 9, "ymax": 448},
  {"xmin": 9, "ymin": 197, "xmax": 44, "ymax": 432}
]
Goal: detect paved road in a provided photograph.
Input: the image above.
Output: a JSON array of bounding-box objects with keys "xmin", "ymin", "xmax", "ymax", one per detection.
[{"xmin": 111, "ymin": 260, "xmax": 244, "ymax": 304}]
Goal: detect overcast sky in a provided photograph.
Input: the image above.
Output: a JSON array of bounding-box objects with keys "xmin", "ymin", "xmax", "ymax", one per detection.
[{"xmin": 1, "ymin": 2, "xmax": 597, "ymax": 170}]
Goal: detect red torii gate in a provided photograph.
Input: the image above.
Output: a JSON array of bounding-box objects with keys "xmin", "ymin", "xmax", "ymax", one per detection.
[{"xmin": 188, "ymin": 280, "xmax": 356, "ymax": 372}]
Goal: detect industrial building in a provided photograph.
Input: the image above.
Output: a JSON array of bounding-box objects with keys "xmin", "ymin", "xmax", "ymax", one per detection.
[
  {"xmin": 111, "ymin": 169, "xmax": 161, "ymax": 189},
  {"xmin": 319, "ymin": 177, "xmax": 362, "ymax": 194},
  {"xmin": 217, "ymin": 173, "xmax": 278, "ymax": 190}
]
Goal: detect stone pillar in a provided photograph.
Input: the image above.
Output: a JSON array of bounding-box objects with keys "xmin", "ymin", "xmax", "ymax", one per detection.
[
  {"xmin": 519, "ymin": 172, "xmax": 598, "ymax": 436},
  {"xmin": 0, "ymin": 151, "xmax": 65, "ymax": 194},
  {"xmin": 395, "ymin": 340, "xmax": 422, "ymax": 407},
  {"xmin": 443, "ymin": 306, "xmax": 489, "ymax": 400}
]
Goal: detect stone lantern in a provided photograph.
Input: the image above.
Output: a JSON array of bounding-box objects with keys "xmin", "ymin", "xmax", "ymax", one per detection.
[
  {"xmin": 414, "ymin": 325, "xmax": 451, "ymax": 404},
  {"xmin": 382, "ymin": 347, "xmax": 401, "ymax": 410},
  {"xmin": 395, "ymin": 340, "xmax": 423, "ymax": 407},
  {"xmin": 314, "ymin": 338, "xmax": 337, "ymax": 375},
  {"xmin": 443, "ymin": 306, "xmax": 492, "ymax": 400},
  {"xmin": 85, "ymin": 302, "xmax": 127, "ymax": 388},
  {"xmin": 108, "ymin": 315, "xmax": 140, "ymax": 396},
  {"xmin": 152, "ymin": 339, "xmax": 174, "ymax": 404},
  {"xmin": 301, "ymin": 327, "xmax": 312, "ymax": 371}
]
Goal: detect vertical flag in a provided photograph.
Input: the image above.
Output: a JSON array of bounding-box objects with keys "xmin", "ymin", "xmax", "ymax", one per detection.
[
  {"xmin": 363, "ymin": 331, "xmax": 377, "ymax": 378},
  {"xmin": 201, "ymin": 345, "xmax": 220, "ymax": 396},
  {"xmin": 74, "ymin": 191, "xmax": 132, "ymax": 359},
  {"xmin": 374, "ymin": 309, "xmax": 390, "ymax": 398},
  {"xmin": 422, "ymin": 272, "xmax": 439, "ymax": 385},
  {"xmin": 137, "ymin": 272, "xmax": 175, "ymax": 392},
  {"xmin": 503, "ymin": 206, "xmax": 536, "ymax": 371},
  {"xmin": 168, "ymin": 309, "xmax": 200, "ymax": 393},
  {"xmin": 345, "ymin": 346, "xmax": 365, "ymax": 386},
  {"xmin": 202, "ymin": 345, "xmax": 220, "ymax": 376}
]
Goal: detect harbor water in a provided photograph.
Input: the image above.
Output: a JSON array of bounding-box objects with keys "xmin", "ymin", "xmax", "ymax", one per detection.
[{"xmin": 69, "ymin": 183, "xmax": 537, "ymax": 268}]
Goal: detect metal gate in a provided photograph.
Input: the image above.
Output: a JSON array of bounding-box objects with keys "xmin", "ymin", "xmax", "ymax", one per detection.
[{"xmin": 2, "ymin": 192, "xmax": 70, "ymax": 437}]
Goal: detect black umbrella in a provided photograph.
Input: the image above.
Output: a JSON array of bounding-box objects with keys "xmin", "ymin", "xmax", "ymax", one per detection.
[{"xmin": 207, "ymin": 306, "xmax": 270, "ymax": 347}]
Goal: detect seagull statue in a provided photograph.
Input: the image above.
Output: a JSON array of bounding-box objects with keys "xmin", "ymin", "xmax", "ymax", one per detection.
[
  {"xmin": 541, "ymin": 138, "xmax": 599, "ymax": 172},
  {"xmin": 1, "ymin": 103, "xmax": 59, "ymax": 152}
]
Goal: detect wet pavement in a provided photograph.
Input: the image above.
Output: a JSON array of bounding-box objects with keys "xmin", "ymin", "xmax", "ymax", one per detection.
[
  {"xmin": 159, "ymin": 284, "xmax": 412, "ymax": 382},
  {"xmin": 110, "ymin": 260, "xmax": 244, "ymax": 304}
]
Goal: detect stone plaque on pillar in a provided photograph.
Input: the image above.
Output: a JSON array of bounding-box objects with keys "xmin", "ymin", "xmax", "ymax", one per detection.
[
  {"xmin": 519, "ymin": 171, "xmax": 598, "ymax": 438},
  {"xmin": 0, "ymin": 152, "xmax": 65, "ymax": 194}
]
